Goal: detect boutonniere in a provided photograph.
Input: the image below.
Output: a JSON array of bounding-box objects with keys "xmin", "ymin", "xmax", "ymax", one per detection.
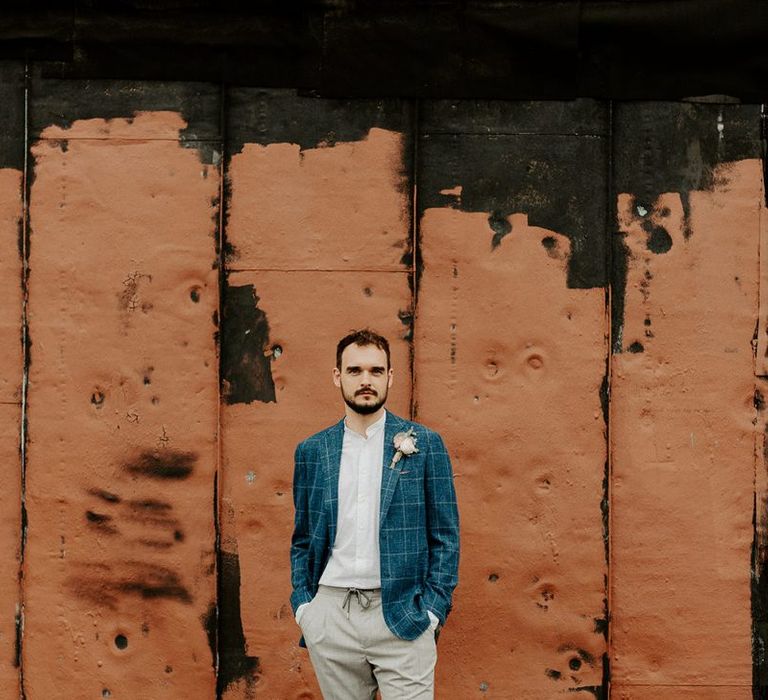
[{"xmin": 389, "ymin": 427, "xmax": 419, "ymax": 469}]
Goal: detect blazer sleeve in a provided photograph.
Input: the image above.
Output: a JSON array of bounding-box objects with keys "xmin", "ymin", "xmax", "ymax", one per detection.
[
  {"xmin": 290, "ymin": 441, "xmax": 314, "ymax": 613},
  {"xmin": 422, "ymin": 430, "xmax": 460, "ymax": 624}
]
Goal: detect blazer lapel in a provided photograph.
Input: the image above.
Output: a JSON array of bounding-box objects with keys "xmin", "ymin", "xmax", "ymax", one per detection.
[
  {"xmin": 379, "ymin": 410, "xmax": 405, "ymax": 524},
  {"xmin": 323, "ymin": 418, "xmax": 344, "ymax": 547}
]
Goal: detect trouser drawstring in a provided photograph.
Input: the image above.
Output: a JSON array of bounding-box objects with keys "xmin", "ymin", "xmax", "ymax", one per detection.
[{"xmin": 341, "ymin": 588, "xmax": 372, "ymax": 618}]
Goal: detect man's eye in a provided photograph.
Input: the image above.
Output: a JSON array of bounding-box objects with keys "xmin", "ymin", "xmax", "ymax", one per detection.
[
  {"xmin": 372, "ymin": 369, "xmax": 384, "ymax": 375},
  {"xmin": 348, "ymin": 369, "xmax": 360, "ymax": 374}
]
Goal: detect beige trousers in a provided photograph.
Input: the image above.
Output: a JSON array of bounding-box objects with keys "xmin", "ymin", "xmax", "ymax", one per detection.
[{"xmin": 299, "ymin": 585, "xmax": 437, "ymax": 700}]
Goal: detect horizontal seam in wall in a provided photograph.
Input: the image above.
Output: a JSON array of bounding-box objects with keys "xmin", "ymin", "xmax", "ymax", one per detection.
[
  {"xmin": 226, "ymin": 267, "xmax": 410, "ymax": 273},
  {"xmin": 34, "ymin": 137, "xmax": 222, "ymax": 142},
  {"xmin": 420, "ymin": 131, "xmax": 607, "ymax": 138}
]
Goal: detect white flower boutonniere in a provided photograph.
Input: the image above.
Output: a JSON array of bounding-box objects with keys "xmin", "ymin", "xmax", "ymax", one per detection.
[{"xmin": 389, "ymin": 427, "xmax": 419, "ymax": 469}]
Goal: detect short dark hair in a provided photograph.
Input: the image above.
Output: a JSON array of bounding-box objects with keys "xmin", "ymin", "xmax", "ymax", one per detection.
[{"xmin": 336, "ymin": 328, "xmax": 391, "ymax": 370}]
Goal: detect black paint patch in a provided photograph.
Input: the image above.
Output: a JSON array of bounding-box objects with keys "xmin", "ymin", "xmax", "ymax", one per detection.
[
  {"xmin": 128, "ymin": 498, "xmax": 172, "ymax": 512},
  {"xmin": 757, "ymin": 391, "xmax": 766, "ymax": 412},
  {"xmin": 419, "ymin": 103, "xmax": 609, "ymax": 288},
  {"xmin": 123, "ymin": 449, "xmax": 196, "ymax": 479},
  {"xmin": 489, "ymin": 211, "xmax": 512, "ymax": 250},
  {"xmin": 220, "ymin": 284, "xmax": 276, "ymax": 405},
  {"xmin": 0, "ymin": 62, "xmax": 24, "ymax": 170},
  {"xmin": 88, "ymin": 488, "xmax": 121, "ymax": 504},
  {"xmin": 67, "ymin": 562, "xmax": 191, "ymax": 608},
  {"xmin": 29, "ymin": 76, "xmax": 221, "ymax": 164},
  {"xmin": 218, "ymin": 551, "xmax": 259, "ymax": 695},
  {"xmin": 610, "ymin": 231, "xmax": 630, "ymax": 354},
  {"xmin": 201, "ymin": 602, "xmax": 217, "ymax": 672},
  {"xmin": 612, "ymin": 103, "xmax": 762, "ymax": 353},
  {"xmin": 753, "ymin": 430, "xmax": 768, "ymax": 696},
  {"xmin": 227, "ymin": 88, "xmax": 413, "ymax": 156},
  {"xmin": 627, "ymin": 341, "xmax": 644, "ymax": 353},
  {"xmin": 641, "ymin": 220, "xmax": 673, "ymax": 254}
]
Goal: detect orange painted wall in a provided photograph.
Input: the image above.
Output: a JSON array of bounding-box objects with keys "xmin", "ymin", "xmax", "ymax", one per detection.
[{"xmin": 0, "ymin": 77, "xmax": 765, "ymax": 699}]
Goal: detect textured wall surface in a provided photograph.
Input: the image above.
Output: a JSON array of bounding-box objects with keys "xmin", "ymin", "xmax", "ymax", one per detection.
[{"xmin": 0, "ymin": 65, "xmax": 766, "ymax": 698}]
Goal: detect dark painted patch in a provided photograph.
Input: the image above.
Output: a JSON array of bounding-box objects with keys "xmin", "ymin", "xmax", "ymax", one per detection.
[
  {"xmin": 227, "ymin": 88, "xmax": 412, "ymax": 156},
  {"xmin": 753, "ymin": 431, "xmax": 768, "ymax": 696},
  {"xmin": 29, "ymin": 77, "xmax": 221, "ymax": 164},
  {"xmin": 218, "ymin": 551, "xmax": 259, "ymax": 695},
  {"xmin": 85, "ymin": 510, "xmax": 118, "ymax": 535},
  {"xmin": 489, "ymin": 211, "xmax": 512, "ymax": 250},
  {"xmin": 642, "ymin": 220, "xmax": 673, "ymax": 254},
  {"xmin": 0, "ymin": 62, "xmax": 24, "ymax": 170},
  {"xmin": 128, "ymin": 498, "xmax": 172, "ymax": 512},
  {"xmin": 419, "ymin": 105, "xmax": 609, "ymax": 288},
  {"xmin": 201, "ymin": 602, "xmax": 217, "ymax": 671},
  {"xmin": 136, "ymin": 539, "xmax": 173, "ymax": 549},
  {"xmin": 610, "ymin": 231, "xmax": 630, "ymax": 354},
  {"xmin": 542, "ymin": 235, "xmax": 557, "ymax": 250},
  {"xmin": 612, "ymin": 102, "xmax": 762, "ymax": 352},
  {"xmin": 67, "ymin": 562, "xmax": 192, "ymax": 608},
  {"xmin": 88, "ymin": 488, "xmax": 121, "ymax": 503},
  {"xmin": 220, "ymin": 283, "xmax": 276, "ymax": 405},
  {"xmin": 627, "ymin": 341, "xmax": 644, "ymax": 353},
  {"xmin": 546, "ymin": 668, "xmax": 562, "ymax": 679},
  {"xmin": 756, "ymin": 390, "xmax": 766, "ymax": 412},
  {"xmin": 123, "ymin": 449, "xmax": 196, "ymax": 479}
]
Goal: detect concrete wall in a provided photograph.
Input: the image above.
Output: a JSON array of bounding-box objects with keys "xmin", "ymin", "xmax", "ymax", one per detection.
[{"xmin": 0, "ymin": 63, "xmax": 765, "ymax": 698}]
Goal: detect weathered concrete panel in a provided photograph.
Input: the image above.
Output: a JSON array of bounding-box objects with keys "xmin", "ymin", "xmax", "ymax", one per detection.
[
  {"xmin": 415, "ymin": 106, "xmax": 608, "ymax": 696},
  {"xmin": 221, "ymin": 97, "xmax": 414, "ymax": 695},
  {"xmin": 0, "ymin": 404, "xmax": 20, "ymax": 699},
  {"xmin": 23, "ymin": 98, "xmax": 220, "ymax": 698},
  {"xmin": 611, "ymin": 103, "xmax": 762, "ymax": 687},
  {"xmin": 226, "ymin": 90, "xmax": 412, "ymax": 272},
  {"xmin": 0, "ymin": 60, "xmax": 25, "ymax": 700},
  {"xmin": 220, "ymin": 270, "xmax": 412, "ymax": 698}
]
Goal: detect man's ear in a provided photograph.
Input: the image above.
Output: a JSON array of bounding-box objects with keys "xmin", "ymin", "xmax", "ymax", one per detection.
[
  {"xmin": 387, "ymin": 367, "xmax": 394, "ymax": 388},
  {"xmin": 332, "ymin": 367, "xmax": 341, "ymax": 388}
]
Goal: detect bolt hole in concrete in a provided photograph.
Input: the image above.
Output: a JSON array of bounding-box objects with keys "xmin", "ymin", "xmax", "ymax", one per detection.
[
  {"xmin": 190, "ymin": 286, "xmax": 201, "ymax": 302},
  {"xmin": 363, "ymin": 286, "xmax": 373, "ymax": 296},
  {"xmin": 91, "ymin": 390, "xmax": 105, "ymax": 406},
  {"xmin": 114, "ymin": 634, "xmax": 128, "ymax": 650},
  {"xmin": 102, "ymin": 690, "xmax": 111, "ymax": 698},
  {"xmin": 488, "ymin": 573, "xmax": 499, "ymax": 582},
  {"xmin": 271, "ymin": 345, "xmax": 283, "ymax": 359}
]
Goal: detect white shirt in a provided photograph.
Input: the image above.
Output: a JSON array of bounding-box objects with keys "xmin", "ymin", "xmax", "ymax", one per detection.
[{"xmin": 319, "ymin": 409, "xmax": 386, "ymax": 588}]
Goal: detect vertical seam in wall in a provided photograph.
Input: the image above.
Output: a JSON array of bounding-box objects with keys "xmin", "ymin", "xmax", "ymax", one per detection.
[
  {"xmin": 604, "ymin": 98, "xmax": 614, "ymax": 699},
  {"xmin": 753, "ymin": 106, "xmax": 766, "ymax": 698},
  {"xmin": 409, "ymin": 99, "xmax": 420, "ymax": 421},
  {"xmin": 214, "ymin": 79, "xmax": 228, "ymax": 698},
  {"xmin": 17, "ymin": 59, "xmax": 30, "ymax": 700}
]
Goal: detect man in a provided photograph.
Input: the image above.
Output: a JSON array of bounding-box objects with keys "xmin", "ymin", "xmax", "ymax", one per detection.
[{"xmin": 290, "ymin": 328, "xmax": 460, "ymax": 699}]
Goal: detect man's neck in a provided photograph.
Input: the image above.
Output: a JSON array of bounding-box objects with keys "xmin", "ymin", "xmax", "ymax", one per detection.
[{"xmin": 344, "ymin": 406, "xmax": 386, "ymax": 436}]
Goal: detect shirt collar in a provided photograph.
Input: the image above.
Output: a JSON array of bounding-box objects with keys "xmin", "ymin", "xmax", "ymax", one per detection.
[{"xmin": 343, "ymin": 409, "xmax": 387, "ymax": 439}]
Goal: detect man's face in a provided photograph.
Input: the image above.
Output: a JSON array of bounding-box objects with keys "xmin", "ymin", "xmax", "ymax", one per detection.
[{"xmin": 333, "ymin": 343, "xmax": 393, "ymax": 415}]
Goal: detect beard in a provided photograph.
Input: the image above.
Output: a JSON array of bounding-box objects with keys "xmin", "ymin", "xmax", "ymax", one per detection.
[{"xmin": 342, "ymin": 386, "xmax": 388, "ymax": 415}]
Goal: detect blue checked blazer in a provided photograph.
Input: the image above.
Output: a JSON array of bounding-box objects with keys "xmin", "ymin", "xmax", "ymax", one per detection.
[{"xmin": 290, "ymin": 410, "xmax": 460, "ymax": 645}]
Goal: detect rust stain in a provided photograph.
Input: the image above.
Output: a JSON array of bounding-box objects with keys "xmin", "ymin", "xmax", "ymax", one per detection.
[
  {"xmin": 416, "ymin": 207, "xmax": 607, "ymax": 696},
  {"xmin": 23, "ymin": 112, "xmax": 219, "ymax": 698},
  {"xmin": 611, "ymin": 159, "xmax": 762, "ymax": 687}
]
